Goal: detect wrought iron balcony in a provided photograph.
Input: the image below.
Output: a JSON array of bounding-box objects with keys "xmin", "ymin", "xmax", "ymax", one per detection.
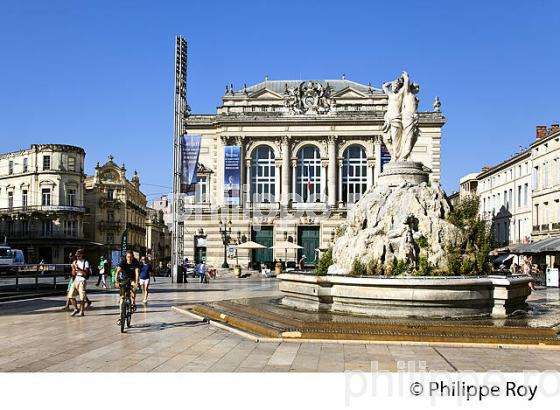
[
  {"xmin": 552, "ymin": 222, "xmax": 560, "ymax": 230},
  {"xmin": 98, "ymin": 197, "xmax": 122, "ymax": 209},
  {"xmin": 98, "ymin": 220, "xmax": 122, "ymax": 231},
  {"xmin": 0, "ymin": 205, "xmax": 85, "ymax": 216},
  {"xmin": 533, "ymin": 225, "xmax": 541, "ymax": 232},
  {"xmin": 541, "ymin": 224, "xmax": 550, "ymax": 232}
]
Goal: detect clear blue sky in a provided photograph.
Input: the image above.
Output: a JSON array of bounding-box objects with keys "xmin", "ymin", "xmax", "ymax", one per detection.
[{"xmin": 1, "ymin": 0, "xmax": 559, "ymax": 199}]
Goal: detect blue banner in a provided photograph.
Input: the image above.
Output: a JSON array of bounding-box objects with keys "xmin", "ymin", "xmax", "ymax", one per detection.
[
  {"xmin": 224, "ymin": 145, "xmax": 241, "ymax": 205},
  {"xmin": 181, "ymin": 135, "xmax": 202, "ymax": 195},
  {"xmin": 381, "ymin": 143, "xmax": 391, "ymax": 171}
]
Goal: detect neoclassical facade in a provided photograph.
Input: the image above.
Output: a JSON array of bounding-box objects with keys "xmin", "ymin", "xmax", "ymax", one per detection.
[
  {"xmin": 0, "ymin": 144, "xmax": 86, "ymax": 263},
  {"xmin": 84, "ymin": 156, "xmax": 147, "ymax": 261},
  {"xmin": 182, "ymin": 78, "xmax": 446, "ymax": 267}
]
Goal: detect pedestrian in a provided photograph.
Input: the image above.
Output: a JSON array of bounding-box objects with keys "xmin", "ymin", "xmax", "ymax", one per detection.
[
  {"xmin": 139, "ymin": 256, "xmax": 152, "ymax": 303},
  {"xmin": 96, "ymin": 256, "xmax": 108, "ymax": 289},
  {"xmin": 197, "ymin": 260, "xmax": 206, "ymax": 283},
  {"xmin": 298, "ymin": 255, "xmax": 306, "ymax": 271},
  {"xmin": 62, "ymin": 252, "xmax": 76, "ymax": 311},
  {"xmin": 68, "ymin": 249, "xmax": 91, "ymax": 317}
]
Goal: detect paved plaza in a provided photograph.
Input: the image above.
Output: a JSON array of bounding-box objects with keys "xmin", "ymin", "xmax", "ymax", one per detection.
[{"xmin": 2, "ymin": 277, "xmax": 560, "ymax": 372}]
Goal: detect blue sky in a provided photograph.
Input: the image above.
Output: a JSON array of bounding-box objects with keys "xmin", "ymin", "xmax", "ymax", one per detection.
[{"xmin": 1, "ymin": 0, "xmax": 559, "ymax": 199}]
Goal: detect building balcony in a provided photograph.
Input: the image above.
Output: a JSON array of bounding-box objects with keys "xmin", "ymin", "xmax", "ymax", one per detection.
[
  {"xmin": 541, "ymin": 224, "xmax": 550, "ymax": 232},
  {"xmin": 0, "ymin": 205, "xmax": 85, "ymax": 216},
  {"xmin": 98, "ymin": 198, "xmax": 122, "ymax": 209},
  {"xmin": 0, "ymin": 230, "xmax": 80, "ymax": 240},
  {"xmin": 552, "ymin": 222, "xmax": 560, "ymax": 230},
  {"xmin": 533, "ymin": 225, "xmax": 541, "ymax": 232},
  {"xmin": 98, "ymin": 220, "xmax": 122, "ymax": 231}
]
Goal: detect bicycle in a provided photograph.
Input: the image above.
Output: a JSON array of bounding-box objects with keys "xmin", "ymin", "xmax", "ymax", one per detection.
[{"xmin": 117, "ymin": 278, "xmax": 134, "ymax": 333}]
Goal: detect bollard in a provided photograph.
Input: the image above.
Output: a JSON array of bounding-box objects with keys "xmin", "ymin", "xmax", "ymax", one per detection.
[
  {"xmin": 35, "ymin": 269, "xmax": 39, "ymax": 289},
  {"xmin": 53, "ymin": 271, "xmax": 57, "ymax": 289},
  {"xmin": 15, "ymin": 269, "xmax": 19, "ymax": 291}
]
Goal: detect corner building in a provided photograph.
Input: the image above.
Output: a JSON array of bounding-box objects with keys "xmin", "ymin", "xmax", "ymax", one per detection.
[{"xmin": 184, "ymin": 79, "xmax": 446, "ymax": 267}]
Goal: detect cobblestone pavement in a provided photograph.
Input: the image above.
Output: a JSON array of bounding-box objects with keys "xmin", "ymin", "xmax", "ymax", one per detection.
[{"xmin": 2, "ymin": 277, "xmax": 560, "ymax": 372}]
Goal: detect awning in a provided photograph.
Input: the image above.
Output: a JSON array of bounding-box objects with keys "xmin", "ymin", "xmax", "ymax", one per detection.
[
  {"xmin": 509, "ymin": 237, "xmax": 560, "ymax": 254},
  {"xmin": 493, "ymin": 254, "xmax": 515, "ymax": 264}
]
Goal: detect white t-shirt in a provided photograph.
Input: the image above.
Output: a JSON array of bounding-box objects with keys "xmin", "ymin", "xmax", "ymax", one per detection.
[{"xmin": 75, "ymin": 259, "xmax": 90, "ymax": 281}]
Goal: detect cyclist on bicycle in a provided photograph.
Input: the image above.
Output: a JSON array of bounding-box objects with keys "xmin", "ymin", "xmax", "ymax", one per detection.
[{"xmin": 115, "ymin": 250, "xmax": 140, "ymax": 310}]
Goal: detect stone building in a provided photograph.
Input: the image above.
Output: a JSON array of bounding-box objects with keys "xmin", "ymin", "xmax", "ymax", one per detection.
[
  {"xmin": 476, "ymin": 149, "xmax": 532, "ymax": 245},
  {"xmin": 531, "ymin": 124, "xmax": 560, "ymax": 241},
  {"xmin": 145, "ymin": 206, "xmax": 171, "ymax": 270},
  {"xmin": 84, "ymin": 156, "xmax": 147, "ymax": 262},
  {"xmin": 182, "ymin": 78, "xmax": 446, "ymax": 268},
  {"xmin": 0, "ymin": 144, "xmax": 87, "ymax": 263},
  {"xmin": 152, "ymin": 195, "xmax": 173, "ymax": 229}
]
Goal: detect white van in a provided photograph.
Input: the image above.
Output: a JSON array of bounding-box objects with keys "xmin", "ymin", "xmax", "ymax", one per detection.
[{"xmin": 0, "ymin": 245, "xmax": 13, "ymax": 268}]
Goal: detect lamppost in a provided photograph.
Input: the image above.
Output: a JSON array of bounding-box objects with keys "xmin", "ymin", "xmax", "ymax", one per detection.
[
  {"xmin": 219, "ymin": 220, "xmax": 232, "ymax": 268},
  {"xmin": 235, "ymin": 230, "xmax": 241, "ymax": 266},
  {"xmin": 283, "ymin": 231, "xmax": 288, "ymax": 262}
]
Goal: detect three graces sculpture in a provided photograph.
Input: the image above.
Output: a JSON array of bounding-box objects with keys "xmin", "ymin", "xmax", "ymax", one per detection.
[{"xmin": 382, "ymin": 71, "xmax": 420, "ymax": 162}]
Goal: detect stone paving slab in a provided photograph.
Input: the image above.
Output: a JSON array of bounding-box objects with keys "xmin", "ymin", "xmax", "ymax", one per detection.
[{"xmin": 1, "ymin": 278, "xmax": 560, "ymax": 372}]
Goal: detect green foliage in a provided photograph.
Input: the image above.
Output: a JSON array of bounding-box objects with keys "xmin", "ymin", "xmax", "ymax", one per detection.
[
  {"xmin": 314, "ymin": 247, "xmax": 333, "ymax": 276},
  {"xmin": 366, "ymin": 258, "xmax": 379, "ymax": 275},
  {"xmin": 417, "ymin": 236, "xmax": 428, "ymax": 249},
  {"xmin": 391, "ymin": 260, "xmax": 408, "ymax": 276},
  {"xmin": 351, "ymin": 259, "xmax": 367, "ymax": 276},
  {"xmin": 417, "ymin": 256, "xmax": 433, "ymax": 276},
  {"xmin": 446, "ymin": 195, "xmax": 494, "ymax": 275}
]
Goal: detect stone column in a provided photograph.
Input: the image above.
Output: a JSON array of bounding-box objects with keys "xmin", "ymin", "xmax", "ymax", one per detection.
[
  {"xmin": 320, "ymin": 160, "xmax": 328, "ymax": 202},
  {"xmin": 327, "ymin": 136, "xmax": 337, "ymax": 207},
  {"xmin": 245, "ymin": 158, "xmax": 252, "ymax": 208},
  {"xmin": 338, "ymin": 160, "xmax": 344, "ymax": 207},
  {"xmin": 281, "ymin": 136, "xmax": 291, "ymax": 206},
  {"xmin": 367, "ymin": 159, "xmax": 375, "ymax": 188},
  {"xmin": 275, "ymin": 159, "xmax": 282, "ymax": 202},
  {"xmin": 374, "ymin": 135, "xmax": 382, "ymax": 183},
  {"xmin": 236, "ymin": 136, "xmax": 245, "ymax": 209},
  {"xmin": 291, "ymin": 159, "xmax": 298, "ymax": 203}
]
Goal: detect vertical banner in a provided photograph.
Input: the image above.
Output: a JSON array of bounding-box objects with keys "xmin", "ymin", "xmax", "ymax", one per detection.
[
  {"xmin": 224, "ymin": 145, "xmax": 241, "ymax": 205},
  {"xmin": 120, "ymin": 229, "xmax": 128, "ymax": 257},
  {"xmin": 381, "ymin": 143, "xmax": 391, "ymax": 171},
  {"xmin": 180, "ymin": 135, "xmax": 201, "ymax": 195}
]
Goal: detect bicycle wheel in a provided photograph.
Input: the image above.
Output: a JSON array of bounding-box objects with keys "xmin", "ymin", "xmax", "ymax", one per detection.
[
  {"xmin": 126, "ymin": 298, "xmax": 132, "ymax": 328},
  {"xmin": 120, "ymin": 300, "xmax": 126, "ymax": 333}
]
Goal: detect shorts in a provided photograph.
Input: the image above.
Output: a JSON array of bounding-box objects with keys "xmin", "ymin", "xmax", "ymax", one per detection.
[
  {"xmin": 139, "ymin": 278, "xmax": 150, "ymax": 287},
  {"xmin": 68, "ymin": 279, "xmax": 86, "ymax": 300},
  {"xmin": 119, "ymin": 278, "xmax": 137, "ymax": 297}
]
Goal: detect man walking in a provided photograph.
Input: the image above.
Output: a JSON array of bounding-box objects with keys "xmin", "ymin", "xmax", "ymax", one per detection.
[
  {"xmin": 96, "ymin": 256, "xmax": 108, "ymax": 289},
  {"xmin": 68, "ymin": 249, "xmax": 91, "ymax": 317},
  {"xmin": 197, "ymin": 260, "xmax": 206, "ymax": 284}
]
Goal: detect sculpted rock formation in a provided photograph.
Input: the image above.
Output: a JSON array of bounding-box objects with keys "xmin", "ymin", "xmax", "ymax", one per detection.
[{"xmin": 328, "ymin": 182, "xmax": 460, "ymax": 274}]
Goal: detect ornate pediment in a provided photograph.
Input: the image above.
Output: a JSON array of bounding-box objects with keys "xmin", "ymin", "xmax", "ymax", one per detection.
[
  {"xmin": 331, "ymin": 87, "xmax": 369, "ymax": 99},
  {"xmin": 285, "ymin": 81, "xmax": 334, "ymax": 115},
  {"xmin": 249, "ymin": 88, "xmax": 284, "ymax": 100}
]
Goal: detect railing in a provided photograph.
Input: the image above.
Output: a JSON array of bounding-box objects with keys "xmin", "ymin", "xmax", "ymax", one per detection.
[
  {"xmin": 0, "ymin": 205, "xmax": 85, "ymax": 214},
  {"xmin": 0, "ymin": 264, "xmax": 72, "ymax": 291},
  {"xmin": 541, "ymin": 224, "xmax": 550, "ymax": 232},
  {"xmin": 552, "ymin": 222, "xmax": 560, "ymax": 230},
  {"xmin": 98, "ymin": 198, "xmax": 122, "ymax": 209},
  {"xmin": 0, "ymin": 231, "xmax": 80, "ymax": 239},
  {"xmin": 98, "ymin": 220, "xmax": 122, "ymax": 231},
  {"xmin": 533, "ymin": 225, "xmax": 541, "ymax": 232}
]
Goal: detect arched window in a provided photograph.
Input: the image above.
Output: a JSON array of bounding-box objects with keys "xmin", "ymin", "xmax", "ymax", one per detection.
[
  {"xmin": 342, "ymin": 145, "xmax": 367, "ymax": 204},
  {"xmin": 251, "ymin": 145, "xmax": 275, "ymax": 202},
  {"xmin": 296, "ymin": 145, "xmax": 321, "ymax": 202}
]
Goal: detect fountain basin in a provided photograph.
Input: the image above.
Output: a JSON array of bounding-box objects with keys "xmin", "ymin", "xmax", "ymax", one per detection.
[{"xmin": 278, "ymin": 273, "xmax": 533, "ymax": 318}]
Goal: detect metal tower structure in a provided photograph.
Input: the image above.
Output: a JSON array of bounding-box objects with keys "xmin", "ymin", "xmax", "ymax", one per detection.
[{"xmin": 171, "ymin": 36, "xmax": 188, "ymax": 283}]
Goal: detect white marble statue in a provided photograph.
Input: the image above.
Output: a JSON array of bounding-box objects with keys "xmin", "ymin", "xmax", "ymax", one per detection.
[{"xmin": 382, "ymin": 71, "xmax": 420, "ymax": 162}]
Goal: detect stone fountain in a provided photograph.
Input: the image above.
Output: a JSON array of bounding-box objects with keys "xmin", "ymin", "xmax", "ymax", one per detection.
[{"xmin": 279, "ymin": 72, "xmax": 532, "ymax": 318}]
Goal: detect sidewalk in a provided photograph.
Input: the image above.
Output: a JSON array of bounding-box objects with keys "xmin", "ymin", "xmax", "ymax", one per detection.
[{"xmin": 1, "ymin": 278, "xmax": 560, "ymax": 372}]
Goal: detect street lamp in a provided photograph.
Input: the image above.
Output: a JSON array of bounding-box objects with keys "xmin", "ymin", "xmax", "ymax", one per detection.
[
  {"xmin": 235, "ymin": 230, "xmax": 241, "ymax": 266},
  {"xmin": 219, "ymin": 220, "xmax": 232, "ymax": 268}
]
